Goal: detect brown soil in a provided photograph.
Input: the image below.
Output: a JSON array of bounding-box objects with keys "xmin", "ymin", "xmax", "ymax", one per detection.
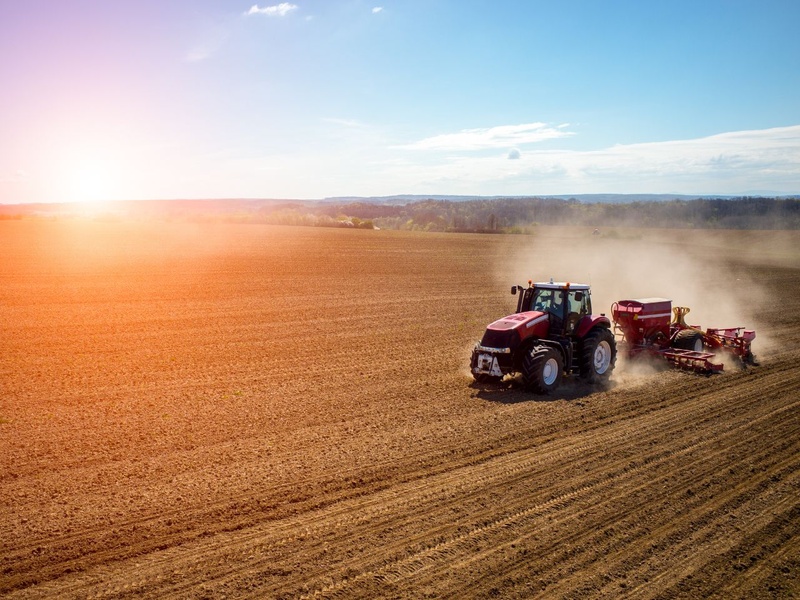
[{"xmin": 1, "ymin": 220, "xmax": 798, "ymax": 599}]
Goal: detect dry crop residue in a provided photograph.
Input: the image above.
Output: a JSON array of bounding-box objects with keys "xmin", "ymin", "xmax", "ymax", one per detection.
[{"xmin": 1, "ymin": 220, "xmax": 798, "ymax": 599}]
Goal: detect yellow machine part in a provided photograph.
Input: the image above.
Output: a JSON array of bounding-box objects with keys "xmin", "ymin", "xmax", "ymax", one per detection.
[{"xmin": 673, "ymin": 306, "xmax": 691, "ymax": 327}]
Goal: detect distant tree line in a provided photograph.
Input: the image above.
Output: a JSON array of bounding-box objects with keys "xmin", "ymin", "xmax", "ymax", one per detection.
[
  {"xmin": 2, "ymin": 196, "xmax": 797, "ymax": 230},
  {"xmin": 297, "ymin": 196, "xmax": 800, "ymax": 231}
]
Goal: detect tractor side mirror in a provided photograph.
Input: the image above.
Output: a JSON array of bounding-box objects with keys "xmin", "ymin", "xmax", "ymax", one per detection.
[
  {"xmin": 511, "ymin": 286, "xmax": 518, "ymax": 295},
  {"xmin": 574, "ymin": 291, "xmax": 584, "ymax": 301}
]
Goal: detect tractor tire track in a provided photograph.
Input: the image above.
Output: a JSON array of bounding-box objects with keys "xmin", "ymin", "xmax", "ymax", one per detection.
[
  {"xmin": 294, "ymin": 391, "xmax": 800, "ymax": 599},
  {"xmin": 3, "ymin": 222, "xmax": 799, "ymax": 599},
  {"xmin": 8, "ymin": 362, "xmax": 797, "ymax": 599}
]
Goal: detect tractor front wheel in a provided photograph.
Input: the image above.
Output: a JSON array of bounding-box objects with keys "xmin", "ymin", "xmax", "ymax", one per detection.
[
  {"xmin": 580, "ymin": 327, "xmax": 616, "ymax": 383},
  {"xmin": 522, "ymin": 345, "xmax": 564, "ymax": 394}
]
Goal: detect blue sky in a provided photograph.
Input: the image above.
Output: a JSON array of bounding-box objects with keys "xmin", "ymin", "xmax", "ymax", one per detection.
[{"xmin": 1, "ymin": 0, "xmax": 798, "ymax": 203}]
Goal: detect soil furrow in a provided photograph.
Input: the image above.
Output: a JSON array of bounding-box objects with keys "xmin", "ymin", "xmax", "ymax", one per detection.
[
  {"xmin": 290, "ymin": 395, "xmax": 799, "ymax": 599},
  {"xmin": 2, "ymin": 221, "xmax": 798, "ymax": 599}
]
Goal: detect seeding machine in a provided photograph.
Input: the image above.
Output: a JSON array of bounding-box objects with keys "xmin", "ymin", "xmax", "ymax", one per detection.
[
  {"xmin": 611, "ymin": 298, "xmax": 756, "ymax": 373},
  {"xmin": 471, "ymin": 280, "xmax": 757, "ymax": 394}
]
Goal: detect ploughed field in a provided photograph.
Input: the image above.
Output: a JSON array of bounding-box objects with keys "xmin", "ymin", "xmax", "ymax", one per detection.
[{"xmin": 1, "ymin": 220, "xmax": 799, "ymax": 599}]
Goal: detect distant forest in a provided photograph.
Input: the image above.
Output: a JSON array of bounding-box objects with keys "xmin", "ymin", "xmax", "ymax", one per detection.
[
  {"xmin": 2, "ymin": 196, "xmax": 798, "ymax": 231},
  {"xmin": 262, "ymin": 196, "xmax": 800, "ymax": 231}
]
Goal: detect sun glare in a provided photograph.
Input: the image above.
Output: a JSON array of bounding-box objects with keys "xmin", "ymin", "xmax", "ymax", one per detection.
[{"xmin": 69, "ymin": 158, "xmax": 116, "ymax": 203}]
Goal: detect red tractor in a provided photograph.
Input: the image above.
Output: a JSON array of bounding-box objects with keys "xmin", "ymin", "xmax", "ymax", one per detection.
[
  {"xmin": 611, "ymin": 298, "xmax": 756, "ymax": 372},
  {"xmin": 471, "ymin": 280, "xmax": 616, "ymax": 393}
]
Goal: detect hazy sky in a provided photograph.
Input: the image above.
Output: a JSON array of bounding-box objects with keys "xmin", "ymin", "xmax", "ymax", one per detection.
[{"xmin": 1, "ymin": 0, "xmax": 799, "ymax": 203}]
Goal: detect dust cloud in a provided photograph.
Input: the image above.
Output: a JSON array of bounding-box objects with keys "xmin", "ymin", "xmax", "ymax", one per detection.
[{"xmin": 500, "ymin": 226, "xmax": 775, "ymax": 367}]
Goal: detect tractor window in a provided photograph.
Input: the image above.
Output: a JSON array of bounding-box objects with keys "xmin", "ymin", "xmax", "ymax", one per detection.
[
  {"xmin": 531, "ymin": 289, "xmax": 566, "ymax": 318},
  {"xmin": 568, "ymin": 291, "xmax": 590, "ymax": 316},
  {"xmin": 531, "ymin": 289, "xmax": 552, "ymax": 312},
  {"xmin": 565, "ymin": 290, "xmax": 591, "ymax": 333}
]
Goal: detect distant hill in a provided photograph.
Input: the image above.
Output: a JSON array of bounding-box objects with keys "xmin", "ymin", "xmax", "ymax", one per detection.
[{"xmin": 322, "ymin": 193, "xmax": 739, "ymax": 204}]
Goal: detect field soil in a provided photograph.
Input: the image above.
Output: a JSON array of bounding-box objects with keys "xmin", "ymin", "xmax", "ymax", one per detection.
[{"xmin": 1, "ymin": 220, "xmax": 799, "ymax": 599}]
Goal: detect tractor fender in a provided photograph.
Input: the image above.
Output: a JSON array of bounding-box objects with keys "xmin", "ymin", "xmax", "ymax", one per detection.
[
  {"xmin": 515, "ymin": 337, "xmax": 568, "ymax": 371},
  {"xmin": 575, "ymin": 315, "xmax": 612, "ymax": 339},
  {"xmin": 542, "ymin": 338, "xmax": 571, "ymax": 369}
]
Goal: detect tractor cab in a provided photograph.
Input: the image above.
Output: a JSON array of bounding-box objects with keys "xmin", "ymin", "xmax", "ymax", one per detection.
[{"xmin": 513, "ymin": 281, "xmax": 592, "ymax": 335}]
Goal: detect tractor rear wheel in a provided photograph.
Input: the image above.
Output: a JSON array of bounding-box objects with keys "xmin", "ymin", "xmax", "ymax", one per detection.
[
  {"xmin": 673, "ymin": 329, "xmax": 704, "ymax": 352},
  {"xmin": 522, "ymin": 345, "xmax": 563, "ymax": 394},
  {"xmin": 580, "ymin": 327, "xmax": 616, "ymax": 383}
]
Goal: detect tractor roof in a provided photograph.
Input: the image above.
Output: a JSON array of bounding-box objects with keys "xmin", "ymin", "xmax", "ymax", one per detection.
[{"xmin": 534, "ymin": 281, "xmax": 590, "ymax": 291}]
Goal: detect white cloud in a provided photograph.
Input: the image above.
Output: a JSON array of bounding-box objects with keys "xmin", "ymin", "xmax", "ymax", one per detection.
[
  {"xmin": 398, "ymin": 122, "xmax": 574, "ymax": 151},
  {"xmin": 185, "ymin": 48, "xmax": 210, "ymax": 62},
  {"xmin": 129, "ymin": 124, "xmax": 799, "ymax": 202},
  {"xmin": 568, "ymin": 126, "xmax": 800, "ymax": 182},
  {"xmin": 372, "ymin": 7, "xmax": 383, "ymax": 14},
  {"xmin": 183, "ymin": 18, "xmax": 230, "ymax": 62},
  {"xmin": 382, "ymin": 125, "xmax": 800, "ymax": 195},
  {"xmin": 245, "ymin": 3, "xmax": 298, "ymax": 17}
]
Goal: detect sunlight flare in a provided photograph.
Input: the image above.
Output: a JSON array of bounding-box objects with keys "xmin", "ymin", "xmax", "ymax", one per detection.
[{"xmin": 60, "ymin": 154, "xmax": 120, "ymax": 205}]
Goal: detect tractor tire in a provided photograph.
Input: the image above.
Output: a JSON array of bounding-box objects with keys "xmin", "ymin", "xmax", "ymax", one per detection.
[
  {"xmin": 580, "ymin": 327, "xmax": 616, "ymax": 383},
  {"xmin": 673, "ymin": 329, "xmax": 704, "ymax": 352},
  {"xmin": 522, "ymin": 345, "xmax": 563, "ymax": 394}
]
